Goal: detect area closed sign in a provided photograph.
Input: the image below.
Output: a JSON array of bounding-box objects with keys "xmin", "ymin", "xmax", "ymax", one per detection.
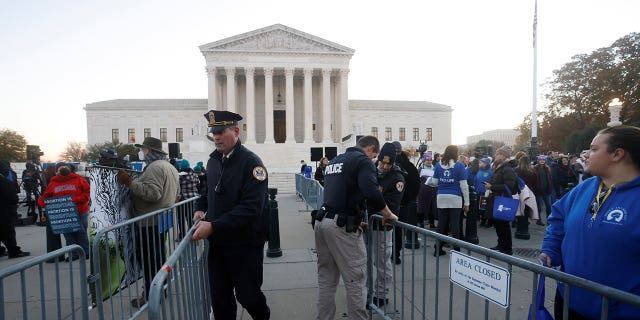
[{"xmin": 449, "ymin": 251, "xmax": 511, "ymax": 308}]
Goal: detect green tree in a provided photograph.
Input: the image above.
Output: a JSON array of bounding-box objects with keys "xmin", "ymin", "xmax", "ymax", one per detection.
[
  {"xmin": 520, "ymin": 32, "xmax": 640, "ymax": 152},
  {"xmin": 0, "ymin": 129, "xmax": 27, "ymax": 161},
  {"xmin": 60, "ymin": 141, "xmax": 88, "ymax": 162}
]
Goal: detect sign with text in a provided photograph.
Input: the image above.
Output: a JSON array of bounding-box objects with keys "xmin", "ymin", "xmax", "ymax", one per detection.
[
  {"xmin": 449, "ymin": 251, "xmax": 511, "ymax": 308},
  {"xmin": 44, "ymin": 195, "xmax": 82, "ymax": 235}
]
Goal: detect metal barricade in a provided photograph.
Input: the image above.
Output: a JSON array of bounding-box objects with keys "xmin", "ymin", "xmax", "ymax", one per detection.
[
  {"xmin": 90, "ymin": 197, "xmax": 199, "ymax": 320},
  {"xmin": 147, "ymin": 224, "xmax": 210, "ymax": 320},
  {"xmin": 365, "ymin": 215, "xmax": 640, "ymax": 319},
  {"xmin": 0, "ymin": 245, "xmax": 89, "ymax": 320},
  {"xmin": 294, "ymin": 173, "xmax": 323, "ymax": 211}
]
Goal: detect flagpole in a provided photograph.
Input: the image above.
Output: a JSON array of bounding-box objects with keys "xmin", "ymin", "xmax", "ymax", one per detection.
[{"xmin": 530, "ymin": 0, "xmax": 539, "ymax": 158}]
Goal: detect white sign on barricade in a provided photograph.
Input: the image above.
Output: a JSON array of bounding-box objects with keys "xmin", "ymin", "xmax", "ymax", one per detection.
[{"xmin": 449, "ymin": 251, "xmax": 511, "ymax": 308}]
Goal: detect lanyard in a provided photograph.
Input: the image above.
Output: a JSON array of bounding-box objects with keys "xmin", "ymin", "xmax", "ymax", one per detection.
[{"xmin": 591, "ymin": 181, "xmax": 614, "ymax": 222}]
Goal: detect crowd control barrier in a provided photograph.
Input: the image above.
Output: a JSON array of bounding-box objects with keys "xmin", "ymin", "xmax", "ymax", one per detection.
[
  {"xmin": 365, "ymin": 214, "xmax": 640, "ymax": 320},
  {"xmin": 294, "ymin": 173, "xmax": 323, "ymax": 211},
  {"xmin": 147, "ymin": 223, "xmax": 211, "ymax": 320},
  {"xmin": 0, "ymin": 245, "xmax": 89, "ymax": 320},
  {"xmin": 89, "ymin": 196, "xmax": 199, "ymax": 320}
]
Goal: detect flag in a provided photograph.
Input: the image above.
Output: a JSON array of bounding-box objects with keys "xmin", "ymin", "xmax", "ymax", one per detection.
[{"xmin": 533, "ymin": 0, "xmax": 538, "ymax": 48}]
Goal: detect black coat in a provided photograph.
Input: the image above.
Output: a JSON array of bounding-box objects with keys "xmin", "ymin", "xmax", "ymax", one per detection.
[
  {"xmin": 397, "ymin": 153, "xmax": 419, "ymax": 205},
  {"xmin": 487, "ymin": 161, "xmax": 518, "ymax": 214},
  {"xmin": 372, "ymin": 167, "xmax": 405, "ymax": 230},
  {"xmin": 196, "ymin": 140, "xmax": 268, "ymax": 247}
]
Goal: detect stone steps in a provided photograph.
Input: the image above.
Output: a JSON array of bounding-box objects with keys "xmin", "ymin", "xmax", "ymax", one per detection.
[{"xmin": 268, "ymin": 172, "xmax": 296, "ymax": 194}]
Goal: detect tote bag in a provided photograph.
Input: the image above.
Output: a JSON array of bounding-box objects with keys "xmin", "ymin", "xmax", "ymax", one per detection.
[
  {"xmin": 528, "ymin": 274, "xmax": 554, "ymax": 320},
  {"xmin": 492, "ymin": 185, "xmax": 519, "ymax": 221}
]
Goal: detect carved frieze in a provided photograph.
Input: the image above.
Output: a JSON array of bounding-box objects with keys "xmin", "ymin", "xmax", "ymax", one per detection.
[{"xmin": 210, "ymin": 30, "xmax": 342, "ymax": 53}]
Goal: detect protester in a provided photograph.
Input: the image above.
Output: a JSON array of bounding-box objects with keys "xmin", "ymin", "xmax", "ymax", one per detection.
[
  {"xmin": 483, "ymin": 146, "xmax": 518, "ymax": 255},
  {"xmin": 38, "ymin": 162, "xmax": 90, "ymax": 260},
  {"xmin": 394, "ymin": 143, "xmax": 420, "ymax": 262},
  {"xmin": 368, "ymin": 142, "xmax": 405, "ymax": 309},
  {"xmin": 427, "ymin": 145, "xmax": 469, "ymax": 255},
  {"xmin": 532, "ymin": 155, "xmax": 554, "ymax": 225},
  {"xmin": 117, "ymin": 137, "xmax": 180, "ymax": 308},
  {"xmin": 177, "ymin": 159, "xmax": 200, "ymax": 238},
  {"xmin": 312, "ymin": 135, "xmax": 397, "ymax": 320},
  {"xmin": 314, "ymin": 156, "xmax": 329, "ymax": 186},
  {"xmin": 554, "ymin": 155, "xmax": 579, "ymax": 197},
  {"xmin": 0, "ymin": 160, "xmax": 30, "ymax": 258},
  {"xmin": 416, "ymin": 153, "xmax": 437, "ymax": 229},
  {"xmin": 192, "ymin": 110, "xmax": 271, "ymax": 320},
  {"xmin": 540, "ymin": 125, "xmax": 640, "ymax": 319},
  {"xmin": 193, "ymin": 162, "xmax": 207, "ymax": 195},
  {"xmin": 475, "ymin": 157, "xmax": 493, "ymax": 227},
  {"xmin": 22, "ymin": 162, "xmax": 42, "ymax": 217}
]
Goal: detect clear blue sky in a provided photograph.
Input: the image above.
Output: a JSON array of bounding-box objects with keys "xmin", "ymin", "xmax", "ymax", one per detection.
[{"xmin": 1, "ymin": 0, "xmax": 638, "ymax": 161}]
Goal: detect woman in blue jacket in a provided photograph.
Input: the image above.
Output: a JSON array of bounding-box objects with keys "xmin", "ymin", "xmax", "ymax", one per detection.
[{"xmin": 540, "ymin": 125, "xmax": 640, "ymax": 319}]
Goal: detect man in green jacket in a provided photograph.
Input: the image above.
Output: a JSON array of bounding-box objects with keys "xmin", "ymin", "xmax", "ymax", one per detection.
[{"xmin": 117, "ymin": 136, "xmax": 180, "ymax": 308}]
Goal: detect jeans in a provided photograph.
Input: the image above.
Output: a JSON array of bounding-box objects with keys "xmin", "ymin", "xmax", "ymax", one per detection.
[
  {"xmin": 535, "ymin": 194, "xmax": 553, "ymax": 221},
  {"xmin": 62, "ymin": 214, "xmax": 89, "ymax": 258}
]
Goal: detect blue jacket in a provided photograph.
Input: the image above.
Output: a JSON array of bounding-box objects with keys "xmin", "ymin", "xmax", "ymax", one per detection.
[
  {"xmin": 541, "ymin": 175, "xmax": 640, "ymax": 318},
  {"xmin": 474, "ymin": 168, "xmax": 492, "ymax": 195}
]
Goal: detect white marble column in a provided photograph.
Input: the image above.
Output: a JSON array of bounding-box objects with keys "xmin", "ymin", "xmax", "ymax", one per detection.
[
  {"xmin": 322, "ymin": 69, "xmax": 332, "ymax": 143},
  {"xmin": 303, "ymin": 68, "xmax": 314, "ymax": 143},
  {"xmin": 339, "ymin": 69, "xmax": 350, "ymax": 140},
  {"xmin": 245, "ymin": 67, "xmax": 255, "ymax": 143},
  {"xmin": 225, "ymin": 67, "xmax": 236, "ymax": 112},
  {"xmin": 206, "ymin": 66, "xmax": 217, "ymax": 109},
  {"xmin": 264, "ymin": 67, "xmax": 275, "ymax": 143},
  {"xmin": 285, "ymin": 68, "xmax": 295, "ymax": 143}
]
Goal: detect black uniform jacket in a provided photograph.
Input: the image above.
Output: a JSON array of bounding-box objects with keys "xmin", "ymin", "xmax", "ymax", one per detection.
[
  {"xmin": 322, "ymin": 147, "xmax": 386, "ymax": 215},
  {"xmin": 373, "ymin": 166, "xmax": 405, "ymax": 230},
  {"xmin": 196, "ymin": 140, "xmax": 268, "ymax": 247}
]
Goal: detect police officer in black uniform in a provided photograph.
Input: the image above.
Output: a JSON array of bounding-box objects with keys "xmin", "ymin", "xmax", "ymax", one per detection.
[
  {"xmin": 313, "ymin": 135, "xmax": 398, "ymax": 320},
  {"xmin": 369, "ymin": 142, "xmax": 405, "ymax": 309},
  {"xmin": 192, "ymin": 110, "xmax": 270, "ymax": 320}
]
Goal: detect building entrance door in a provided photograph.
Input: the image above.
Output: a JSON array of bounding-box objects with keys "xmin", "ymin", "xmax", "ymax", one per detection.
[{"xmin": 274, "ymin": 110, "xmax": 286, "ymax": 143}]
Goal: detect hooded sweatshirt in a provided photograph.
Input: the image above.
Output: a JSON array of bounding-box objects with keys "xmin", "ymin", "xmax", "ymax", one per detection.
[
  {"xmin": 430, "ymin": 160, "xmax": 469, "ymax": 208},
  {"xmin": 541, "ymin": 175, "xmax": 640, "ymax": 318},
  {"xmin": 38, "ymin": 172, "xmax": 90, "ymax": 214}
]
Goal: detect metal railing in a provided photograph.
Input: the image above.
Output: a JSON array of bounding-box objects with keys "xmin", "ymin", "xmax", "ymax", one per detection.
[
  {"xmin": 147, "ymin": 223, "xmax": 211, "ymax": 320},
  {"xmin": 0, "ymin": 245, "xmax": 89, "ymax": 320},
  {"xmin": 365, "ymin": 215, "xmax": 640, "ymax": 320},
  {"xmin": 89, "ymin": 197, "xmax": 199, "ymax": 320},
  {"xmin": 294, "ymin": 173, "xmax": 323, "ymax": 211}
]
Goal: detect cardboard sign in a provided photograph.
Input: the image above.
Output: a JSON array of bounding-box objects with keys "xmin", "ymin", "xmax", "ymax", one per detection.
[
  {"xmin": 449, "ymin": 251, "xmax": 511, "ymax": 308},
  {"xmin": 44, "ymin": 195, "xmax": 83, "ymax": 235}
]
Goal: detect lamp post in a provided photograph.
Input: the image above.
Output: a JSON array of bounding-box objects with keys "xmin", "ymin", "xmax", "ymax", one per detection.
[{"xmin": 607, "ymin": 98, "xmax": 623, "ymax": 127}]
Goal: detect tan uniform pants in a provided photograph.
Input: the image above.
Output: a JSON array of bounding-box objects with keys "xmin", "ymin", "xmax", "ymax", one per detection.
[{"xmin": 315, "ymin": 216, "xmax": 367, "ymax": 320}]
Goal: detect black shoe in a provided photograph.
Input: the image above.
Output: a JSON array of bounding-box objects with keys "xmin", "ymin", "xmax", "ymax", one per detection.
[
  {"xmin": 536, "ymin": 220, "xmax": 546, "ymax": 226},
  {"xmin": 490, "ymin": 246, "xmax": 512, "ymax": 255},
  {"xmin": 131, "ymin": 296, "xmax": 146, "ymax": 308},
  {"xmin": 8, "ymin": 251, "xmax": 30, "ymax": 259},
  {"xmin": 372, "ymin": 297, "xmax": 389, "ymax": 307}
]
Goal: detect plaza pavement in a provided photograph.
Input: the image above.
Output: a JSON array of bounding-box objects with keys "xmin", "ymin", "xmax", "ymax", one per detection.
[{"xmin": 1, "ymin": 194, "xmax": 553, "ymax": 319}]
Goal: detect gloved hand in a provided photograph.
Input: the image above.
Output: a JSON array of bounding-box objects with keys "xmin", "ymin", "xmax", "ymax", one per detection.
[{"xmin": 117, "ymin": 169, "xmax": 132, "ymax": 186}]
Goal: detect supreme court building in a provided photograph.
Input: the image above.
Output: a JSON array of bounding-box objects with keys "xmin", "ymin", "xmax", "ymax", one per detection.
[{"xmin": 85, "ymin": 24, "xmax": 452, "ymax": 185}]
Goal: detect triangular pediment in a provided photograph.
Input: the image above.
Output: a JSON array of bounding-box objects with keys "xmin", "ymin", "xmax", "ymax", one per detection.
[{"xmin": 199, "ymin": 24, "xmax": 354, "ymax": 54}]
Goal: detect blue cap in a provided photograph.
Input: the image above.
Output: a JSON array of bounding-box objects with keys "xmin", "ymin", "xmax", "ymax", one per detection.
[
  {"xmin": 480, "ymin": 157, "xmax": 491, "ymax": 166},
  {"xmin": 204, "ymin": 110, "xmax": 243, "ymax": 133},
  {"xmin": 378, "ymin": 143, "xmax": 397, "ymax": 164}
]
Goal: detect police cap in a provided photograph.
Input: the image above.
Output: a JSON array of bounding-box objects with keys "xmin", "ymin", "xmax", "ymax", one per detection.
[
  {"xmin": 378, "ymin": 142, "xmax": 397, "ymax": 165},
  {"xmin": 204, "ymin": 110, "xmax": 243, "ymax": 133}
]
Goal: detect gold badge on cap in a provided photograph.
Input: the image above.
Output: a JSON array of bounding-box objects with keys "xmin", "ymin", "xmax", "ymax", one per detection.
[
  {"xmin": 208, "ymin": 111, "xmax": 216, "ymax": 127},
  {"xmin": 252, "ymin": 166, "xmax": 267, "ymax": 182}
]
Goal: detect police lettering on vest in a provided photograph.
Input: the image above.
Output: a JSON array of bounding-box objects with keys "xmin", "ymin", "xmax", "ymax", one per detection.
[{"xmin": 324, "ymin": 163, "xmax": 343, "ymax": 175}]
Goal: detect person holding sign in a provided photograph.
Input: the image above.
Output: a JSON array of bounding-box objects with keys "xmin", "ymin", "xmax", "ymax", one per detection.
[{"xmin": 38, "ymin": 162, "xmax": 90, "ymax": 261}]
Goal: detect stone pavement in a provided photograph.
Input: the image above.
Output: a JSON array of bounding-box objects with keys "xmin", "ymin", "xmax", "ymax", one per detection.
[{"xmin": 1, "ymin": 194, "xmax": 552, "ymax": 319}]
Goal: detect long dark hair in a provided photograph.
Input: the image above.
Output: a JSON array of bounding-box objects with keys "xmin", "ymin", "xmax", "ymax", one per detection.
[
  {"xmin": 518, "ymin": 156, "xmax": 534, "ymax": 175},
  {"xmin": 441, "ymin": 145, "xmax": 459, "ymax": 166}
]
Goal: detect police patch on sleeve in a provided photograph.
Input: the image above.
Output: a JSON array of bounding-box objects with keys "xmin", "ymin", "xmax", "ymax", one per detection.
[
  {"xmin": 252, "ymin": 166, "xmax": 267, "ymax": 182},
  {"xmin": 395, "ymin": 181, "xmax": 405, "ymax": 192}
]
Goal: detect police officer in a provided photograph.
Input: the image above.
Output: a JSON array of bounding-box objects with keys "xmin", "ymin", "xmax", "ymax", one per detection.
[
  {"xmin": 192, "ymin": 110, "xmax": 270, "ymax": 320},
  {"xmin": 369, "ymin": 142, "xmax": 405, "ymax": 309},
  {"xmin": 313, "ymin": 135, "xmax": 398, "ymax": 320}
]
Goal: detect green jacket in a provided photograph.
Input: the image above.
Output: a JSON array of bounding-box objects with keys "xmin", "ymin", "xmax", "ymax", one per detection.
[{"xmin": 129, "ymin": 159, "xmax": 180, "ymax": 222}]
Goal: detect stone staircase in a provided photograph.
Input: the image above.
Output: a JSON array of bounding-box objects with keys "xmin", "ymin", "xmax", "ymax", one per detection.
[{"xmin": 267, "ymin": 172, "xmax": 296, "ymax": 194}]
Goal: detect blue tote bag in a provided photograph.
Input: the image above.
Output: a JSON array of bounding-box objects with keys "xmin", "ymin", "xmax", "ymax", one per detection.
[
  {"xmin": 528, "ymin": 274, "xmax": 554, "ymax": 320},
  {"xmin": 492, "ymin": 185, "xmax": 519, "ymax": 221}
]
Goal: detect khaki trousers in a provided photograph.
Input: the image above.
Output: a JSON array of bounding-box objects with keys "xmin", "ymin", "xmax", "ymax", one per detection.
[{"xmin": 315, "ymin": 216, "xmax": 367, "ymax": 320}]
